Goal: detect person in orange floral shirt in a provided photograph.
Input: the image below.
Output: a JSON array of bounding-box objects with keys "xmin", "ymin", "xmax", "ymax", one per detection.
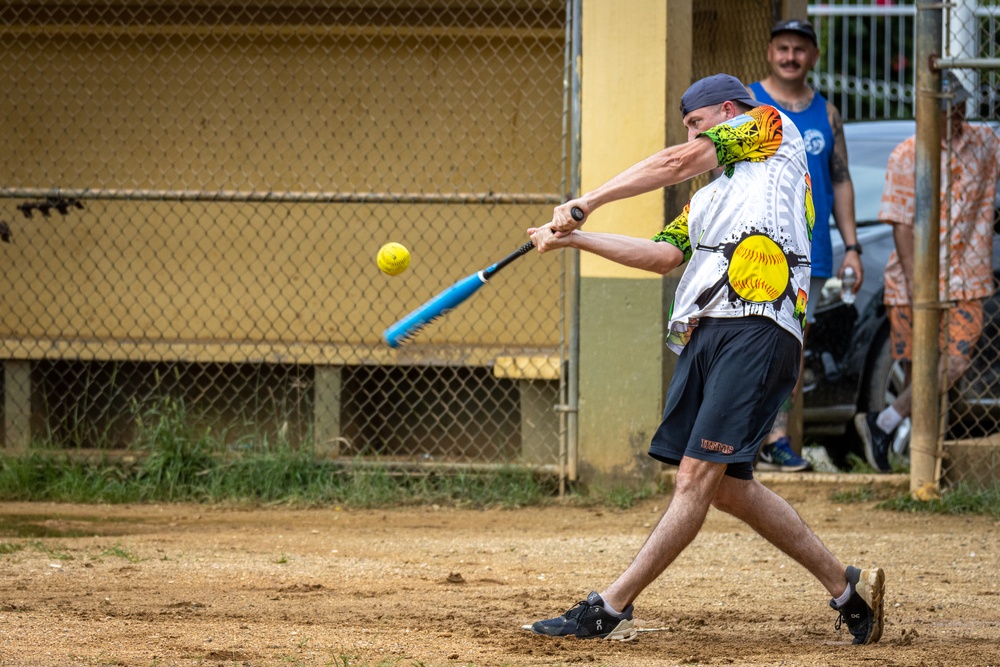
[{"xmin": 855, "ymin": 72, "xmax": 1000, "ymax": 473}]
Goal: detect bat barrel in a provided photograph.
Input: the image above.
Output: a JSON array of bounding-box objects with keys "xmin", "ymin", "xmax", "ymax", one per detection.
[{"xmin": 383, "ymin": 272, "xmax": 487, "ymax": 348}]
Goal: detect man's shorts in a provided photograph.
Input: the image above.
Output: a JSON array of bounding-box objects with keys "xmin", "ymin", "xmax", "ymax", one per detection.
[
  {"xmin": 648, "ymin": 316, "xmax": 800, "ymax": 480},
  {"xmin": 888, "ymin": 299, "xmax": 985, "ymax": 362}
]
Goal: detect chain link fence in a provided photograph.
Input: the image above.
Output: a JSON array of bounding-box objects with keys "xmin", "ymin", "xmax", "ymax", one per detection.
[
  {"xmin": 937, "ymin": 1, "xmax": 1000, "ymax": 489},
  {"xmin": 0, "ymin": 2, "xmax": 570, "ymax": 470}
]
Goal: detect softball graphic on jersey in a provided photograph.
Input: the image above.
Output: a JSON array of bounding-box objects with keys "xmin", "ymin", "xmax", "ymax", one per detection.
[
  {"xmin": 693, "ymin": 230, "xmax": 810, "ymax": 319},
  {"xmin": 727, "ymin": 234, "xmax": 789, "ymax": 303}
]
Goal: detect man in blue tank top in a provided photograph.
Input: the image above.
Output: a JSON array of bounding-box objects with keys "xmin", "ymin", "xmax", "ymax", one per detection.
[{"xmin": 750, "ymin": 18, "xmax": 864, "ymax": 472}]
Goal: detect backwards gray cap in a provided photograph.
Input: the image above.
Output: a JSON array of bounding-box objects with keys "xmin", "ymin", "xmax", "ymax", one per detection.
[{"xmin": 680, "ymin": 73, "xmax": 757, "ymax": 116}]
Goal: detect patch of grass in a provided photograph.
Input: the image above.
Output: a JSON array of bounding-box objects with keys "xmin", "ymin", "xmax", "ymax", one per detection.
[
  {"xmin": 97, "ymin": 545, "xmax": 141, "ymax": 563},
  {"xmin": 879, "ymin": 482, "xmax": 1000, "ymax": 517},
  {"xmin": 842, "ymin": 453, "xmax": 877, "ymax": 474},
  {"xmin": 830, "ymin": 486, "xmax": 877, "ymax": 503},
  {"xmin": 842, "ymin": 452, "xmax": 909, "ymax": 475},
  {"xmin": 30, "ymin": 541, "xmax": 73, "ymax": 560},
  {"xmin": 0, "ymin": 452, "xmax": 137, "ymax": 504},
  {"xmin": 600, "ymin": 484, "xmax": 658, "ymax": 510},
  {"xmin": 0, "ymin": 542, "xmax": 24, "ymax": 555},
  {"xmin": 566, "ymin": 479, "xmax": 667, "ymax": 510},
  {"xmin": 0, "ymin": 397, "xmax": 560, "ymax": 508},
  {"xmin": 0, "ymin": 396, "xmax": 695, "ymax": 513},
  {"xmin": 0, "ymin": 446, "xmax": 558, "ymax": 508}
]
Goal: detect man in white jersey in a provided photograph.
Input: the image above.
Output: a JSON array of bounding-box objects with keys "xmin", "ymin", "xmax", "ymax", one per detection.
[{"xmin": 523, "ymin": 74, "xmax": 884, "ymax": 646}]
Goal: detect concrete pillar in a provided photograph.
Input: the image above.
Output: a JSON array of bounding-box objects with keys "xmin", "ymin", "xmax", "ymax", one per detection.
[
  {"xmin": 4, "ymin": 360, "xmax": 31, "ymax": 452},
  {"xmin": 313, "ymin": 365, "xmax": 341, "ymax": 459},
  {"xmin": 576, "ymin": 0, "xmax": 692, "ymax": 488},
  {"xmin": 519, "ymin": 379, "xmax": 560, "ymax": 466},
  {"xmin": 492, "ymin": 355, "xmax": 561, "ymax": 467}
]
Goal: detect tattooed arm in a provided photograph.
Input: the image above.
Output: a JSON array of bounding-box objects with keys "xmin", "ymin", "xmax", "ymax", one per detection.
[{"xmin": 828, "ymin": 100, "xmax": 864, "ymax": 285}]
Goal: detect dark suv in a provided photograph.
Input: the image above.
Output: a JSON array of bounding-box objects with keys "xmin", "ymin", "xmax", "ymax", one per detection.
[{"xmin": 803, "ymin": 120, "xmax": 1000, "ymax": 467}]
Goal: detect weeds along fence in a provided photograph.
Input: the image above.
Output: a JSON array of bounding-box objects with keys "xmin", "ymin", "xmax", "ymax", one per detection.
[{"xmin": 0, "ymin": 2, "xmax": 571, "ymax": 473}]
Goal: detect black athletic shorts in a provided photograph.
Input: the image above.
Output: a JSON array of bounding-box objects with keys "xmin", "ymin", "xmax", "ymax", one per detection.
[{"xmin": 648, "ymin": 316, "xmax": 800, "ymax": 480}]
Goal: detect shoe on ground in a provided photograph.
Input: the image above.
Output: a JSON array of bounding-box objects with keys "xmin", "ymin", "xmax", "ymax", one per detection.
[
  {"xmin": 525, "ymin": 591, "xmax": 636, "ymax": 641},
  {"xmin": 757, "ymin": 437, "xmax": 813, "ymax": 472},
  {"xmin": 831, "ymin": 565, "xmax": 885, "ymax": 645},
  {"xmin": 854, "ymin": 413, "xmax": 893, "ymax": 473}
]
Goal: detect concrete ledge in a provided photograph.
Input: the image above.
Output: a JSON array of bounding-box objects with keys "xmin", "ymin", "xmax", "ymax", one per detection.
[
  {"xmin": 657, "ymin": 469, "xmax": 910, "ymax": 487},
  {"xmin": 492, "ymin": 355, "xmax": 561, "ymax": 380}
]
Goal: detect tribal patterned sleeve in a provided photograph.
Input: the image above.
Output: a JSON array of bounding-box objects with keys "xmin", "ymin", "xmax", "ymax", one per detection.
[
  {"xmin": 700, "ymin": 105, "xmax": 783, "ymax": 177},
  {"xmin": 653, "ymin": 202, "xmax": 692, "ymax": 262}
]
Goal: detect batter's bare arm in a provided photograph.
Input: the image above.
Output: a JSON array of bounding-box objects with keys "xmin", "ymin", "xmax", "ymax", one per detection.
[
  {"xmin": 529, "ymin": 227, "xmax": 685, "ymax": 276},
  {"xmin": 828, "ymin": 101, "xmax": 864, "ymax": 284},
  {"xmin": 551, "ymin": 137, "xmax": 719, "ymax": 234}
]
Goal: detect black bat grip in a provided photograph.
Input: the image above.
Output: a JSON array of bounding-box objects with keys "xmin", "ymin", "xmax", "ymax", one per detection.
[
  {"xmin": 483, "ymin": 207, "xmax": 584, "ymax": 280},
  {"xmin": 485, "ymin": 241, "xmax": 534, "ymax": 278}
]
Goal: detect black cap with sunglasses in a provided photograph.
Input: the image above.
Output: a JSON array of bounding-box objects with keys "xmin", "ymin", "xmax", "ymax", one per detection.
[{"xmin": 770, "ymin": 19, "xmax": 818, "ymax": 47}]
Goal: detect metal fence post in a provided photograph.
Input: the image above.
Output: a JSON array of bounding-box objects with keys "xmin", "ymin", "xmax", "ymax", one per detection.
[
  {"xmin": 564, "ymin": 0, "xmax": 583, "ymax": 484},
  {"xmin": 910, "ymin": 1, "xmax": 943, "ymax": 495}
]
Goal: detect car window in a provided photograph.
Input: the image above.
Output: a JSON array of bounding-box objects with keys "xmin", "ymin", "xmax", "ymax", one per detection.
[
  {"xmin": 850, "ymin": 163, "xmax": 890, "ymax": 224},
  {"xmin": 842, "ymin": 133, "xmax": 908, "ymax": 226}
]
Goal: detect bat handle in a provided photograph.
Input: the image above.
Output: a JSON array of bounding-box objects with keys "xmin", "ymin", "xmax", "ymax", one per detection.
[
  {"xmin": 484, "ymin": 240, "xmax": 535, "ymax": 279},
  {"xmin": 482, "ymin": 207, "xmax": 584, "ymax": 280}
]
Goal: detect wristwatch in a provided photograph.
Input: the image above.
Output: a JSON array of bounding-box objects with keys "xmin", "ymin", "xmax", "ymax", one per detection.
[{"xmin": 844, "ymin": 243, "xmax": 863, "ymax": 255}]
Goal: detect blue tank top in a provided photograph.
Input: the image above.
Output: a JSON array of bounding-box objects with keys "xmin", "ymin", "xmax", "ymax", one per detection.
[{"xmin": 749, "ymin": 82, "xmax": 834, "ymax": 278}]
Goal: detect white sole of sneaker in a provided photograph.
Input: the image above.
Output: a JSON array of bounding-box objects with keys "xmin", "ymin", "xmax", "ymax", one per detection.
[
  {"xmin": 862, "ymin": 568, "xmax": 885, "ymax": 645},
  {"xmin": 602, "ymin": 619, "xmax": 637, "ymax": 641},
  {"xmin": 520, "ymin": 620, "xmax": 637, "ymax": 642}
]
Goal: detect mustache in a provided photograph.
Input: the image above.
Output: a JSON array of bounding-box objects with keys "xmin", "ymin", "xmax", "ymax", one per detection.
[{"xmin": 778, "ymin": 61, "xmax": 802, "ymax": 69}]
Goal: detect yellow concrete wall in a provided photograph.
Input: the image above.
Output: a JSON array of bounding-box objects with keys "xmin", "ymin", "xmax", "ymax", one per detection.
[
  {"xmin": 579, "ymin": 0, "xmax": 667, "ymax": 280},
  {"xmin": 574, "ymin": 0, "xmax": 670, "ymax": 483},
  {"xmin": 574, "ymin": 0, "xmax": 775, "ymax": 484}
]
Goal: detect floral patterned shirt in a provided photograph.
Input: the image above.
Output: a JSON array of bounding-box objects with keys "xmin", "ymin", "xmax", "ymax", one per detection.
[{"xmin": 880, "ymin": 125, "xmax": 1000, "ymax": 306}]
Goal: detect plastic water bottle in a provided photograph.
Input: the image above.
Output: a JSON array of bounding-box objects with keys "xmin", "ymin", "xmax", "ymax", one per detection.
[{"xmin": 841, "ymin": 267, "xmax": 857, "ymax": 305}]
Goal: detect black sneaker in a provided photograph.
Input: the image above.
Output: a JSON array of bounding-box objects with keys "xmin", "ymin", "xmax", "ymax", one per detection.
[
  {"xmin": 854, "ymin": 413, "xmax": 893, "ymax": 473},
  {"xmin": 831, "ymin": 565, "xmax": 885, "ymax": 645},
  {"xmin": 526, "ymin": 591, "xmax": 636, "ymax": 641},
  {"xmin": 757, "ymin": 437, "xmax": 813, "ymax": 472}
]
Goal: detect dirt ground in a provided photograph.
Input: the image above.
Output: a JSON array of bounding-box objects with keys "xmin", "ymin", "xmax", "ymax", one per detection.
[{"xmin": 1, "ymin": 477, "xmax": 999, "ymax": 667}]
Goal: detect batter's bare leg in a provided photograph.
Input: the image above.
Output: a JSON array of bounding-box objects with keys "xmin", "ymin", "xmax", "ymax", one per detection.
[
  {"xmin": 599, "ymin": 456, "xmax": 727, "ymax": 611},
  {"xmin": 712, "ymin": 475, "xmax": 847, "ymax": 596}
]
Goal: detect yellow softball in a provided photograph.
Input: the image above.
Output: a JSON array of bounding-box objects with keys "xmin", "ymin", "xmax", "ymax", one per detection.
[
  {"xmin": 727, "ymin": 234, "xmax": 789, "ymax": 303},
  {"xmin": 377, "ymin": 242, "xmax": 410, "ymax": 276}
]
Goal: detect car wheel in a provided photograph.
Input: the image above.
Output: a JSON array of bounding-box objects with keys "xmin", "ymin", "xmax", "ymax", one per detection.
[{"xmin": 863, "ymin": 334, "xmax": 911, "ymax": 460}]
